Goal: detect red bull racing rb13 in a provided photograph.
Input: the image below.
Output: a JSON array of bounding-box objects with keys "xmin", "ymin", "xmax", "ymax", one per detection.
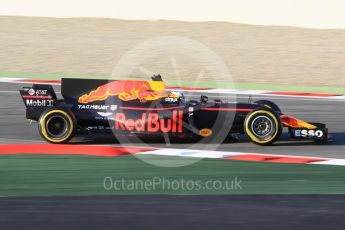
[{"xmin": 19, "ymin": 75, "xmax": 331, "ymax": 145}]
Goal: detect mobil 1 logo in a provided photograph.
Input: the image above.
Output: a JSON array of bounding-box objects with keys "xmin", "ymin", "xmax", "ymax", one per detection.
[{"xmin": 26, "ymin": 99, "xmax": 55, "ymax": 107}]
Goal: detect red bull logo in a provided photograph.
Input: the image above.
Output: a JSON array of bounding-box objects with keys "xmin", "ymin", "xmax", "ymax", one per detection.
[
  {"xmin": 78, "ymin": 80, "xmax": 167, "ymax": 104},
  {"xmin": 115, "ymin": 111, "xmax": 183, "ymax": 133}
]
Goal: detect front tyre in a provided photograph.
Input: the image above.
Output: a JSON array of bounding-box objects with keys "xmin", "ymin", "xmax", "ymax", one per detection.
[
  {"xmin": 244, "ymin": 108, "xmax": 282, "ymax": 146},
  {"xmin": 38, "ymin": 108, "xmax": 76, "ymax": 143}
]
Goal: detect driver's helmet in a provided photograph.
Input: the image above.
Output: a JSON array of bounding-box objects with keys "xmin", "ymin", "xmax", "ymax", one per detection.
[{"xmin": 167, "ymin": 91, "xmax": 185, "ymax": 102}]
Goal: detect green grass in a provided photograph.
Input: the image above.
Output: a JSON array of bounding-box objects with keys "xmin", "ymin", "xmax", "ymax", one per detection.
[
  {"xmin": 1, "ymin": 70, "xmax": 345, "ymax": 94},
  {"xmin": 0, "ymin": 154, "xmax": 344, "ymax": 197}
]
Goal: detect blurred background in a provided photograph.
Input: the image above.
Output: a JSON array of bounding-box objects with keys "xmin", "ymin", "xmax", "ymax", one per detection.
[{"xmin": 0, "ymin": 0, "xmax": 344, "ymax": 87}]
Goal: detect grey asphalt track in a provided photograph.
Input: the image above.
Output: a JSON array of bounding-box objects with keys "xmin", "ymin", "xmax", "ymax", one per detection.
[
  {"xmin": 1, "ymin": 195, "xmax": 345, "ymax": 230},
  {"xmin": 1, "ymin": 82, "xmax": 344, "ymax": 158}
]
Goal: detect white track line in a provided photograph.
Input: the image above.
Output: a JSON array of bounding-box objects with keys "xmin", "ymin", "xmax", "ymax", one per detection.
[
  {"xmin": 0, "ymin": 91, "xmax": 21, "ymax": 94},
  {"xmin": 139, "ymin": 147, "xmax": 330, "ymax": 160},
  {"xmin": 311, "ymin": 159, "xmax": 345, "ymax": 166},
  {"xmin": 137, "ymin": 147, "xmax": 345, "ymax": 166},
  {"xmin": 0, "ymin": 89, "xmax": 342, "ymax": 102},
  {"xmin": 0, "ymin": 77, "xmax": 25, "ymax": 83},
  {"xmin": 139, "ymin": 148, "xmax": 242, "ymax": 159},
  {"xmin": 185, "ymin": 94, "xmax": 345, "ymax": 102},
  {"xmin": 185, "ymin": 89, "xmax": 345, "ymax": 101}
]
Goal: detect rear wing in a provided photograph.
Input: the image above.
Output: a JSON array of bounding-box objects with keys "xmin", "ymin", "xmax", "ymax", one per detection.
[{"xmin": 19, "ymin": 84, "xmax": 57, "ymax": 120}]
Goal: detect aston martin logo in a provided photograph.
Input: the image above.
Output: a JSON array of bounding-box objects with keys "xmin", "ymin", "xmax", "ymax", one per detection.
[{"xmin": 97, "ymin": 112, "xmax": 113, "ymax": 117}]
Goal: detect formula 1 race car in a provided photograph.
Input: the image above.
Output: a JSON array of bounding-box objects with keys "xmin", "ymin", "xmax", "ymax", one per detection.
[{"xmin": 19, "ymin": 75, "xmax": 330, "ymax": 145}]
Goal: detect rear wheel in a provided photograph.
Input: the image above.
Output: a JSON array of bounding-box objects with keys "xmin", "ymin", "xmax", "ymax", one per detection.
[
  {"xmin": 244, "ymin": 108, "xmax": 282, "ymax": 146},
  {"xmin": 38, "ymin": 108, "xmax": 76, "ymax": 143}
]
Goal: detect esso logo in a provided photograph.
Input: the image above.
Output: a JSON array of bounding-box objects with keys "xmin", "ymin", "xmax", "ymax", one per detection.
[{"xmin": 295, "ymin": 129, "xmax": 324, "ymax": 138}]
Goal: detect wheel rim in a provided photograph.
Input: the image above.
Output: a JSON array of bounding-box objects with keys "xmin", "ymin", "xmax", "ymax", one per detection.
[
  {"xmin": 46, "ymin": 115, "xmax": 69, "ymax": 139},
  {"xmin": 251, "ymin": 116, "xmax": 275, "ymax": 139}
]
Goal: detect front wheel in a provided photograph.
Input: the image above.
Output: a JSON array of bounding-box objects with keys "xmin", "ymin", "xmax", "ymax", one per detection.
[
  {"xmin": 38, "ymin": 108, "xmax": 76, "ymax": 143},
  {"xmin": 244, "ymin": 108, "xmax": 282, "ymax": 146}
]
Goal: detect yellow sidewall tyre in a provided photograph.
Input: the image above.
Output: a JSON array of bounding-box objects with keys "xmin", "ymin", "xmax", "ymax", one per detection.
[
  {"xmin": 244, "ymin": 108, "xmax": 282, "ymax": 146},
  {"xmin": 38, "ymin": 108, "xmax": 76, "ymax": 144}
]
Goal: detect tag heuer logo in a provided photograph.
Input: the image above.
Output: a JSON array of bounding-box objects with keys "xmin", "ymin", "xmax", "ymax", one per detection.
[{"xmin": 110, "ymin": 105, "xmax": 118, "ymax": 111}]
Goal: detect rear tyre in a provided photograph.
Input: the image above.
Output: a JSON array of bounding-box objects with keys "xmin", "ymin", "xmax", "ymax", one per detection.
[
  {"xmin": 38, "ymin": 108, "xmax": 76, "ymax": 143},
  {"xmin": 244, "ymin": 108, "xmax": 282, "ymax": 146},
  {"xmin": 254, "ymin": 100, "xmax": 281, "ymax": 114}
]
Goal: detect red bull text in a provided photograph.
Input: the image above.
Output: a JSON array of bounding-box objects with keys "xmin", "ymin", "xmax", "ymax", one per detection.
[{"xmin": 115, "ymin": 111, "xmax": 183, "ymax": 133}]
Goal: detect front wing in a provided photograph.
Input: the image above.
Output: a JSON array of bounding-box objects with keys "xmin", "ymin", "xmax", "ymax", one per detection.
[{"xmin": 280, "ymin": 115, "xmax": 330, "ymax": 143}]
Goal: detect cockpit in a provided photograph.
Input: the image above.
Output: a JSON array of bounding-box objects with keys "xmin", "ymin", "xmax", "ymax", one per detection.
[{"xmin": 161, "ymin": 91, "xmax": 185, "ymax": 104}]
